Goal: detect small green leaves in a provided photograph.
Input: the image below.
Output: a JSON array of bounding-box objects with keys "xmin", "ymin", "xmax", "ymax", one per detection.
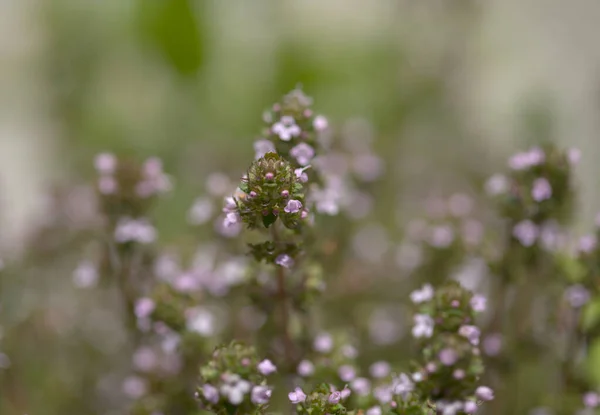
[{"xmin": 262, "ymin": 213, "xmax": 277, "ymax": 228}]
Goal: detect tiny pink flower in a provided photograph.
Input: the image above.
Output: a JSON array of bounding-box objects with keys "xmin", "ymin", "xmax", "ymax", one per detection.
[
  {"xmin": 284, "ymin": 199, "xmax": 303, "ymax": 213},
  {"xmin": 257, "ymin": 359, "xmax": 277, "ymax": 376}
]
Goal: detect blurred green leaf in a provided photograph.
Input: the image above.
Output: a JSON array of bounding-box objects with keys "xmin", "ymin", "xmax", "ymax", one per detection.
[
  {"xmin": 136, "ymin": 0, "xmax": 204, "ymax": 76},
  {"xmin": 587, "ymin": 337, "xmax": 600, "ymax": 386},
  {"xmin": 581, "ymin": 298, "xmax": 600, "ymax": 332}
]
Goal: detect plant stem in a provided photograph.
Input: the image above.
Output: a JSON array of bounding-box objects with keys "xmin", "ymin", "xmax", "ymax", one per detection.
[{"xmin": 271, "ymin": 222, "xmax": 295, "ymax": 366}]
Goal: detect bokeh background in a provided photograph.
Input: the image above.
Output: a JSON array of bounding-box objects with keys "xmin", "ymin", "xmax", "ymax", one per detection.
[{"xmin": 2, "ymin": 1, "xmax": 600, "ymax": 414}]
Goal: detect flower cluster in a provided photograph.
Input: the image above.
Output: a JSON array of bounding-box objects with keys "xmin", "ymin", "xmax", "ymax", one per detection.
[
  {"xmin": 231, "ymin": 152, "xmax": 307, "ymax": 230},
  {"xmin": 486, "ymin": 144, "xmax": 577, "ymax": 249},
  {"xmin": 196, "ymin": 342, "xmax": 275, "ymax": 414},
  {"xmin": 409, "ymin": 281, "xmax": 493, "ymax": 413},
  {"xmin": 95, "ymin": 153, "xmax": 171, "ymax": 221},
  {"xmin": 260, "ymin": 88, "xmax": 327, "ymax": 169},
  {"xmin": 288, "ymin": 383, "xmax": 350, "ymax": 415}
]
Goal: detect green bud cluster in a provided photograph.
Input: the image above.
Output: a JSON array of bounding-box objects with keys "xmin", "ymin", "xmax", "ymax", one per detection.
[{"xmin": 236, "ymin": 152, "xmax": 305, "ymax": 230}]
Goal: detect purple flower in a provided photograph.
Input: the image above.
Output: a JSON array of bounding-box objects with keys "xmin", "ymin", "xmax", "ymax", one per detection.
[
  {"xmin": 369, "ymin": 361, "xmax": 391, "ymax": 379},
  {"xmin": 188, "ymin": 197, "xmax": 214, "ymax": 225},
  {"xmin": 122, "ymin": 376, "xmax": 148, "ymax": 399},
  {"xmin": 272, "ymin": 116, "xmax": 301, "ymax": 141},
  {"xmin": 254, "ymin": 139, "xmax": 276, "ymax": 159},
  {"xmin": 297, "ymin": 360, "xmax": 315, "ymax": 377},
  {"xmin": 294, "ymin": 166, "xmax": 310, "ymax": 183},
  {"xmin": 223, "ymin": 196, "xmax": 237, "ymax": 213},
  {"xmin": 366, "ymin": 406, "xmax": 382, "ymax": 415},
  {"xmin": 338, "ymin": 365, "xmax": 356, "ymax": 382},
  {"xmin": 508, "ymin": 147, "xmax": 545, "ymax": 170},
  {"xmin": 251, "ymin": 385, "xmax": 272, "ymax": 405},
  {"xmin": 201, "ymin": 384, "xmax": 220, "ymax": 404},
  {"xmin": 313, "ymin": 115, "xmax": 328, "ymax": 131},
  {"xmin": 567, "ymin": 148, "xmax": 581, "ymax": 165},
  {"xmin": 485, "ymin": 174, "xmax": 509, "ymax": 196},
  {"xmin": 224, "ymin": 212, "xmax": 241, "ymax": 228},
  {"xmin": 463, "ymin": 401, "xmax": 478, "ymax": 413},
  {"xmin": 453, "ymin": 369, "xmax": 465, "ymax": 379},
  {"xmin": 115, "ymin": 218, "xmax": 156, "ymax": 244},
  {"xmin": 513, "ymin": 220, "xmax": 538, "ymax": 247},
  {"xmin": 583, "ymin": 392, "xmax": 600, "ymax": 408},
  {"xmin": 410, "ymin": 284, "xmax": 434, "ymax": 304},
  {"xmin": 428, "ymin": 225, "xmax": 455, "ymax": 248},
  {"xmin": 275, "ymin": 254, "xmax": 294, "ymax": 268},
  {"xmin": 132, "ymin": 347, "xmax": 158, "ymax": 372},
  {"xmin": 313, "ymin": 333, "xmax": 334, "ymax": 353},
  {"xmin": 531, "ymin": 177, "xmax": 552, "ymax": 202},
  {"xmin": 475, "ymin": 386, "xmax": 494, "ymax": 401},
  {"xmin": 470, "ymin": 295, "xmax": 487, "ymax": 312},
  {"xmin": 95, "ymin": 152, "xmax": 117, "ymax": 174},
  {"xmin": 135, "ymin": 298, "xmax": 156, "ymax": 319},
  {"xmin": 439, "ymin": 348, "xmax": 458, "ymax": 366},
  {"xmin": 284, "ymin": 199, "xmax": 303, "ymax": 214},
  {"xmin": 98, "ymin": 176, "xmax": 117, "ymax": 194},
  {"xmin": 412, "ymin": 314, "xmax": 434, "ymax": 338},
  {"xmin": 328, "ymin": 391, "xmax": 342, "ymax": 404},
  {"xmin": 374, "ymin": 385, "xmax": 393, "ymax": 404},
  {"xmin": 351, "ymin": 378, "xmax": 371, "ymax": 396},
  {"xmin": 341, "ymin": 387, "xmax": 352, "ymax": 399},
  {"xmin": 290, "ymin": 143, "xmax": 315, "ymax": 166},
  {"xmin": 257, "ymin": 359, "xmax": 277, "ymax": 376},
  {"xmin": 288, "ymin": 387, "xmax": 306, "ymax": 404},
  {"xmin": 578, "ymin": 235, "xmax": 597, "ymax": 253},
  {"xmin": 392, "ymin": 373, "xmax": 414, "ymax": 397},
  {"xmin": 73, "ymin": 261, "xmax": 98, "ymax": 289},
  {"xmin": 483, "ymin": 333, "xmax": 503, "ymax": 356},
  {"xmin": 565, "ymin": 284, "xmax": 591, "ymax": 308},
  {"xmin": 459, "ymin": 325, "xmax": 481, "ymax": 345}
]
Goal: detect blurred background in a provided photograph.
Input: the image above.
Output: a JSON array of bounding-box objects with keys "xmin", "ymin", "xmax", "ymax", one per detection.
[{"xmin": 2, "ymin": 0, "xmax": 600, "ymax": 414}]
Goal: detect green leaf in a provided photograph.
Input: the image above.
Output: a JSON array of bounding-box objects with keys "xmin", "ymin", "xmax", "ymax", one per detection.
[
  {"xmin": 556, "ymin": 253, "xmax": 586, "ymax": 282},
  {"xmin": 581, "ymin": 298, "xmax": 600, "ymax": 332},
  {"xmin": 262, "ymin": 213, "xmax": 277, "ymax": 228},
  {"xmin": 136, "ymin": 0, "xmax": 204, "ymax": 76},
  {"xmin": 587, "ymin": 337, "xmax": 600, "ymax": 386}
]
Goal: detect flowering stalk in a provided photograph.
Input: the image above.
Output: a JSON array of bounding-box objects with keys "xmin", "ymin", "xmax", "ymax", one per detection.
[
  {"xmin": 409, "ymin": 281, "xmax": 492, "ymax": 414},
  {"xmin": 195, "ymin": 342, "xmax": 276, "ymax": 414},
  {"xmin": 484, "ymin": 144, "xmax": 578, "ymax": 414}
]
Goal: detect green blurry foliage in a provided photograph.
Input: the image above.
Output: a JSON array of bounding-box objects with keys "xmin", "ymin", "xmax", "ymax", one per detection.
[{"xmin": 136, "ymin": 0, "xmax": 205, "ymax": 76}]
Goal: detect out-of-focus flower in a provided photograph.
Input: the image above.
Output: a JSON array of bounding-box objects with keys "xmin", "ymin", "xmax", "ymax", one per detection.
[
  {"xmin": 272, "ymin": 116, "xmax": 301, "ymax": 141},
  {"xmin": 513, "ymin": 220, "xmax": 538, "ymax": 247},
  {"xmin": 297, "ymin": 360, "xmax": 315, "ymax": 377},
  {"xmin": 412, "ymin": 314, "xmax": 434, "ymax": 338},
  {"xmin": 475, "ymin": 386, "xmax": 494, "ymax": 401},
  {"xmin": 290, "ymin": 143, "xmax": 315, "ymax": 166},
  {"xmin": 257, "ymin": 359, "xmax": 277, "ymax": 376},
  {"xmin": 188, "ymin": 197, "xmax": 214, "ymax": 225},
  {"xmin": 410, "ymin": 284, "xmax": 434, "ymax": 304},
  {"xmin": 532, "ymin": 177, "xmax": 552, "ymax": 202},
  {"xmin": 370, "ymin": 361, "xmax": 391, "ymax": 378},
  {"xmin": 73, "ymin": 261, "xmax": 98, "ymax": 288},
  {"xmin": 313, "ymin": 333, "xmax": 333, "ymax": 353},
  {"xmin": 288, "ymin": 387, "xmax": 307, "ymax": 404},
  {"xmin": 275, "ymin": 254, "xmax": 294, "ymax": 268},
  {"xmin": 251, "ymin": 385, "xmax": 272, "ymax": 405}
]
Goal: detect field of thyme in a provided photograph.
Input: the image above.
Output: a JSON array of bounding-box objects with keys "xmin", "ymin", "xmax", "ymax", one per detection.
[{"xmin": 2, "ymin": 2, "xmax": 600, "ymax": 415}]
